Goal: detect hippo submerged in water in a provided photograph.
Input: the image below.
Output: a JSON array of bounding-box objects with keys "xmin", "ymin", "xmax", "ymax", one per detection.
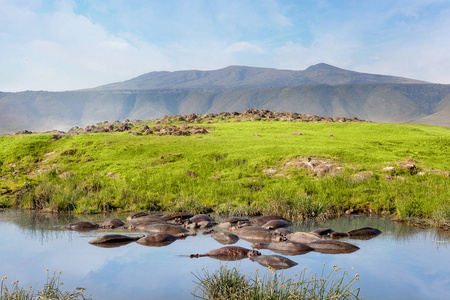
[
  {"xmin": 250, "ymin": 255, "xmax": 298, "ymax": 270},
  {"xmin": 101, "ymin": 218, "xmax": 125, "ymax": 229},
  {"xmin": 65, "ymin": 221, "xmax": 100, "ymax": 231},
  {"xmin": 88, "ymin": 234, "xmax": 143, "ymax": 248},
  {"xmin": 208, "ymin": 230, "xmax": 240, "ymax": 245},
  {"xmin": 189, "ymin": 246, "xmax": 261, "ymax": 261}
]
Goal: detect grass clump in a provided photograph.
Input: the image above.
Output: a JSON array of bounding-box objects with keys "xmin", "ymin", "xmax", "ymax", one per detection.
[
  {"xmin": 1, "ymin": 270, "xmax": 91, "ymax": 300},
  {"xmin": 192, "ymin": 264, "xmax": 362, "ymax": 300}
]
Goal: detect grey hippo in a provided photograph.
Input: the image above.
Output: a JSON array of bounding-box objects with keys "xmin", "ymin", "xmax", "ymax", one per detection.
[
  {"xmin": 262, "ymin": 219, "xmax": 290, "ymax": 230},
  {"xmin": 88, "ymin": 234, "xmax": 143, "ymax": 248},
  {"xmin": 252, "ymin": 241, "xmax": 314, "ymax": 255},
  {"xmin": 126, "ymin": 212, "xmax": 149, "ymax": 222},
  {"xmin": 330, "ymin": 227, "xmax": 382, "ymax": 240},
  {"xmin": 101, "ymin": 218, "xmax": 125, "ymax": 229},
  {"xmin": 307, "ymin": 240, "xmax": 360, "ymax": 254},
  {"xmin": 250, "ymin": 255, "xmax": 298, "ymax": 270},
  {"xmin": 136, "ymin": 233, "xmax": 182, "ymax": 247},
  {"xmin": 210, "ymin": 230, "xmax": 240, "ymax": 245},
  {"xmin": 189, "ymin": 246, "xmax": 261, "ymax": 261},
  {"xmin": 65, "ymin": 221, "xmax": 100, "ymax": 231},
  {"xmin": 137, "ymin": 223, "xmax": 189, "ymax": 235},
  {"xmin": 250, "ymin": 215, "xmax": 286, "ymax": 226},
  {"xmin": 233, "ymin": 226, "xmax": 285, "ymax": 243}
]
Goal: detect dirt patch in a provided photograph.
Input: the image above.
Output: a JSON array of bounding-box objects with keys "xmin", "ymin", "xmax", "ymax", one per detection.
[{"xmin": 262, "ymin": 157, "xmax": 343, "ymax": 177}]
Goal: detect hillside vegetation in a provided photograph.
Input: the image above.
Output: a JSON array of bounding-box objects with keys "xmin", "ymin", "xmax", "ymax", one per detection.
[{"xmin": 0, "ymin": 110, "xmax": 449, "ymax": 228}]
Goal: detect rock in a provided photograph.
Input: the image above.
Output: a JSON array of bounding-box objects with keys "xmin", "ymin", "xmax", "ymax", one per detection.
[
  {"xmin": 353, "ymin": 172, "xmax": 372, "ymax": 182},
  {"xmin": 263, "ymin": 168, "xmax": 277, "ymax": 175},
  {"xmin": 382, "ymin": 167, "xmax": 395, "ymax": 172},
  {"xmin": 186, "ymin": 171, "xmax": 196, "ymax": 178}
]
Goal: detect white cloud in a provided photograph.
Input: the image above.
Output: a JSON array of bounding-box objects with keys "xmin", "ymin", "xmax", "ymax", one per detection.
[{"xmin": 225, "ymin": 42, "xmax": 264, "ymax": 54}]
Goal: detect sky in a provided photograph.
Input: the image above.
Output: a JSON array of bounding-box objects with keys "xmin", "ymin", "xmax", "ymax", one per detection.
[{"xmin": 1, "ymin": 0, "xmax": 450, "ymax": 92}]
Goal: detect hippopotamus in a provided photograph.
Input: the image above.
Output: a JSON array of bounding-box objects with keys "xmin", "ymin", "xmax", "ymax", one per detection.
[
  {"xmin": 210, "ymin": 231, "xmax": 239, "ymax": 245},
  {"xmin": 250, "ymin": 215, "xmax": 287, "ymax": 226},
  {"xmin": 231, "ymin": 225, "xmax": 268, "ymax": 233},
  {"xmin": 223, "ymin": 217, "xmax": 249, "ymax": 224},
  {"xmin": 307, "ymin": 240, "xmax": 360, "ymax": 254},
  {"xmin": 128, "ymin": 216, "xmax": 167, "ymax": 228},
  {"xmin": 273, "ymin": 228, "xmax": 292, "ymax": 237},
  {"xmin": 235, "ymin": 227, "xmax": 285, "ymax": 243},
  {"xmin": 131, "ymin": 221, "xmax": 167, "ymax": 231},
  {"xmin": 65, "ymin": 221, "xmax": 100, "ymax": 231},
  {"xmin": 253, "ymin": 241, "xmax": 314, "ymax": 256},
  {"xmin": 218, "ymin": 217, "xmax": 250, "ymax": 229},
  {"xmin": 101, "ymin": 218, "xmax": 125, "ymax": 229},
  {"xmin": 262, "ymin": 219, "xmax": 290, "ymax": 230},
  {"xmin": 161, "ymin": 212, "xmax": 193, "ymax": 222},
  {"xmin": 347, "ymin": 227, "xmax": 382, "ymax": 237},
  {"xmin": 189, "ymin": 246, "xmax": 261, "ymax": 261},
  {"xmin": 88, "ymin": 234, "xmax": 143, "ymax": 248},
  {"xmin": 310, "ymin": 228, "xmax": 335, "ymax": 236},
  {"xmin": 287, "ymin": 232, "xmax": 324, "ymax": 244},
  {"xmin": 329, "ymin": 227, "xmax": 382, "ymax": 240},
  {"xmin": 250, "ymin": 255, "xmax": 298, "ymax": 270},
  {"xmin": 136, "ymin": 233, "xmax": 178, "ymax": 247},
  {"xmin": 126, "ymin": 212, "xmax": 149, "ymax": 222},
  {"xmin": 189, "ymin": 214, "xmax": 215, "ymax": 223},
  {"xmin": 138, "ymin": 223, "xmax": 189, "ymax": 235},
  {"xmin": 185, "ymin": 220, "xmax": 216, "ymax": 229}
]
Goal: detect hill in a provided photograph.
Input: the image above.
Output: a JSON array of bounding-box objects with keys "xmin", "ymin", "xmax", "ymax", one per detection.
[
  {"xmin": 1, "ymin": 116, "xmax": 449, "ymax": 227},
  {"xmin": 0, "ymin": 64, "xmax": 449, "ymax": 134},
  {"xmin": 92, "ymin": 63, "xmax": 425, "ymax": 90}
]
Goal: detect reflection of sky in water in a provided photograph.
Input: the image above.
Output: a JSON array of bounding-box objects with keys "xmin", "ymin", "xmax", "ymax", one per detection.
[{"xmin": 1, "ymin": 211, "xmax": 449, "ymax": 299}]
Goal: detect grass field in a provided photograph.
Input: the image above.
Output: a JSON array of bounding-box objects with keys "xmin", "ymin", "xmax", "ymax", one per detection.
[{"xmin": 0, "ymin": 115, "xmax": 449, "ymax": 227}]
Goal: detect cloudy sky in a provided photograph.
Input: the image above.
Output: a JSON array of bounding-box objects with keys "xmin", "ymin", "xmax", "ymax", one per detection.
[{"xmin": 1, "ymin": 0, "xmax": 450, "ymax": 92}]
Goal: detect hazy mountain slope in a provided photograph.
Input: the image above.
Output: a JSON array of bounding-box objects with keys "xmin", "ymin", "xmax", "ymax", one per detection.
[
  {"xmin": 2, "ymin": 83, "xmax": 449, "ymax": 134},
  {"xmin": 1, "ymin": 64, "xmax": 448, "ymax": 134},
  {"xmin": 93, "ymin": 64, "xmax": 425, "ymax": 90}
]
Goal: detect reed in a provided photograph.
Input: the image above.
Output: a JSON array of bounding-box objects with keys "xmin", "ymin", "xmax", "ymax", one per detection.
[
  {"xmin": 192, "ymin": 264, "xmax": 363, "ymax": 300},
  {"xmin": 1, "ymin": 270, "xmax": 91, "ymax": 300}
]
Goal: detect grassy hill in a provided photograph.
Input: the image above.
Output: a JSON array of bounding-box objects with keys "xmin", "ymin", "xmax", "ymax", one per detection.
[{"xmin": 1, "ymin": 111, "xmax": 449, "ymax": 228}]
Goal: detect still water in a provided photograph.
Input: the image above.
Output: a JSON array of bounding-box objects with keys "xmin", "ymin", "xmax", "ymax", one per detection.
[{"xmin": 1, "ymin": 210, "xmax": 449, "ymax": 299}]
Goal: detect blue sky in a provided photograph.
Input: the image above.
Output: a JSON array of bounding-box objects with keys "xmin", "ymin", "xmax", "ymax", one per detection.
[{"xmin": 1, "ymin": 0, "xmax": 450, "ymax": 91}]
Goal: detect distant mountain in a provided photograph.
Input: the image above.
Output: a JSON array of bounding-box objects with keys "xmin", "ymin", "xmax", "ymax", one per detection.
[
  {"xmin": 93, "ymin": 63, "xmax": 425, "ymax": 90},
  {"xmin": 0, "ymin": 64, "xmax": 448, "ymax": 134}
]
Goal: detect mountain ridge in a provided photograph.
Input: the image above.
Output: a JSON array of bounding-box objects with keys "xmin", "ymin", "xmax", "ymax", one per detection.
[
  {"xmin": 91, "ymin": 63, "xmax": 426, "ymax": 91},
  {"xmin": 0, "ymin": 64, "xmax": 448, "ymax": 134}
]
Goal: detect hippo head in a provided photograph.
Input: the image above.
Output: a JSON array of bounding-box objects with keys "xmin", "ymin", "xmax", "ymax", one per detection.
[
  {"xmin": 272, "ymin": 235, "xmax": 286, "ymax": 242},
  {"xmin": 247, "ymin": 250, "xmax": 261, "ymax": 257},
  {"xmin": 237, "ymin": 221, "xmax": 251, "ymax": 228}
]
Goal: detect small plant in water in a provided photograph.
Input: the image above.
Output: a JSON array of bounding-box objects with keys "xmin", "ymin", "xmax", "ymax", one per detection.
[
  {"xmin": 1, "ymin": 269, "xmax": 91, "ymax": 300},
  {"xmin": 192, "ymin": 263, "xmax": 363, "ymax": 300}
]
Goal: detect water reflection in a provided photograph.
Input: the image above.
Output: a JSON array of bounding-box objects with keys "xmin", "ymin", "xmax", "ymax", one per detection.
[{"xmin": 1, "ymin": 210, "xmax": 449, "ymax": 299}]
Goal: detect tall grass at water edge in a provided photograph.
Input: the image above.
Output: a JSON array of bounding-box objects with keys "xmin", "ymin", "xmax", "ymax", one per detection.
[
  {"xmin": 192, "ymin": 264, "xmax": 362, "ymax": 300},
  {"xmin": 0, "ymin": 270, "xmax": 91, "ymax": 300},
  {"xmin": 0, "ymin": 120, "xmax": 449, "ymax": 226}
]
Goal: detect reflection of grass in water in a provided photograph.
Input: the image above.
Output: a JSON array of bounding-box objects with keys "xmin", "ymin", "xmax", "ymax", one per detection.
[
  {"xmin": 192, "ymin": 264, "xmax": 363, "ymax": 300},
  {"xmin": 1, "ymin": 270, "xmax": 91, "ymax": 300}
]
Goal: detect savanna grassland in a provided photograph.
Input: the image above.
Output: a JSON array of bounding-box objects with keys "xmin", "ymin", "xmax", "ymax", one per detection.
[{"xmin": 0, "ymin": 112, "xmax": 449, "ymax": 228}]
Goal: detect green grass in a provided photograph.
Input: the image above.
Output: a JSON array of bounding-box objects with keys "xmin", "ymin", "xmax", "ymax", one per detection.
[
  {"xmin": 192, "ymin": 264, "xmax": 362, "ymax": 300},
  {"xmin": 0, "ymin": 118, "xmax": 449, "ymax": 227}
]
